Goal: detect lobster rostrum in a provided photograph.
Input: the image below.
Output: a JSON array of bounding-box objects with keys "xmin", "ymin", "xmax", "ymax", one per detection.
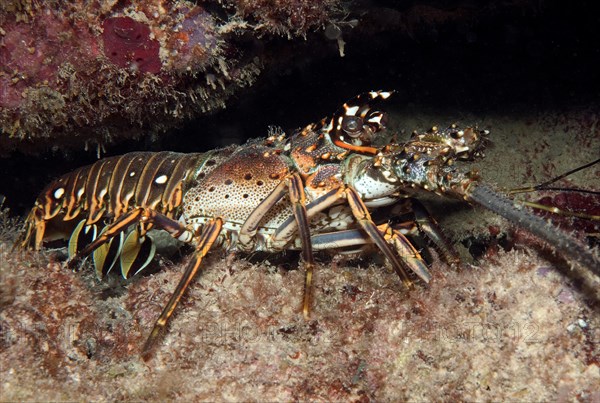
[{"xmin": 18, "ymin": 91, "xmax": 599, "ymax": 359}]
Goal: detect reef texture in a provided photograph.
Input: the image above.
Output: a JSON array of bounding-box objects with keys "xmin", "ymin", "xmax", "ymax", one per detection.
[
  {"xmin": 0, "ymin": 0, "xmax": 342, "ymax": 154},
  {"xmin": 1, "ymin": 107, "xmax": 599, "ymax": 401},
  {"xmin": 1, "ymin": 233, "xmax": 599, "ymax": 401}
]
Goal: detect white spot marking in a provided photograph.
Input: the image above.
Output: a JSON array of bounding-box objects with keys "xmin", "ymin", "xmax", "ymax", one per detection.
[
  {"xmin": 77, "ymin": 188, "xmax": 84, "ymax": 198},
  {"xmin": 177, "ymin": 231, "xmax": 192, "ymax": 243},
  {"xmin": 345, "ymin": 105, "xmax": 359, "ymax": 115},
  {"xmin": 53, "ymin": 188, "xmax": 65, "ymax": 199},
  {"xmin": 129, "ymin": 171, "xmax": 136, "ymax": 177},
  {"xmin": 367, "ymin": 114, "xmax": 383, "ymax": 124},
  {"xmin": 155, "ymin": 175, "xmax": 168, "ymax": 184}
]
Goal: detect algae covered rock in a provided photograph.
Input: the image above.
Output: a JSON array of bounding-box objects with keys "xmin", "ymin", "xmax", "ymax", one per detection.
[{"xmin": 0, "ymin": 0, "xmax": 344, "ymax": 154}]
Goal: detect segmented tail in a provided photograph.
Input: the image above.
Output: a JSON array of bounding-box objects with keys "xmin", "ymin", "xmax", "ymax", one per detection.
[{"xmin": 466, "ymin": 183, "xmax": 599, "ymax": 275}]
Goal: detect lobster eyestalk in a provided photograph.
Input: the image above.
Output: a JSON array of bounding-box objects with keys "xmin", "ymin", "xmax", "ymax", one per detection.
[{"xmin": 464, "ymin": 183, "xmax": 599, "ymax": 275}]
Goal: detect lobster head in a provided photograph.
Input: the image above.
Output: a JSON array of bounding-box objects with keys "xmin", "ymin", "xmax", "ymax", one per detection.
[
  {"xmin": 345, "ymin": 120, "xmax": 487, "ymax": 203},
  {"xmin": 335, "ymin": 91, "xmax": 487, "ymax": 202},
  {"xmin": 386, "ymin": 124, "xmax": 487, "ymax": 198}
]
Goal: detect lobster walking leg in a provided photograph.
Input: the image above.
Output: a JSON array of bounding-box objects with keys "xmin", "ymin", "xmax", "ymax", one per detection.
[
  {"xmin": 286, "ymin": 174, "xmax": 316, "ymax": 319},
  {"xmin": 310, "ymin": 223, "xmax": 432, "ymax": 282},
  {"xmin": 66, "ymin": 207, "xmax": 193, "ymax": 270},
  {"xmin": 271, "ymin": 184, "xmax": 431, "ymax": 308},
  {"xmin": 272, "ymin": 187, "xmax": 346, "ymax": 242},
  {"xmin": 345, "ymin": 187, "xmax": 414, "ymax": 288},
  {"xmin": 142, "ymin": 217, "xmax": 223, "ymax": 360},
  {"xmin": 387, "ymin": 228, "xmax": 432, "ymax": 282},
  {"xmin": 409, "ymin": 199, "xmax": 461, "ymax": 266},
  {"xmin": 239, "ymin": 173, "xmax": 317, "ymax": 318}
]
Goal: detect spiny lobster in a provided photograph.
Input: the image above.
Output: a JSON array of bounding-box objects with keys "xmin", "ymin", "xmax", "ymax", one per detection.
[{"xmin": 18, "ymin": 91, "xmax": 599, "ymax": 359}]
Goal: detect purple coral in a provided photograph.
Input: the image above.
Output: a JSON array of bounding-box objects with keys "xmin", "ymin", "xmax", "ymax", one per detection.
[{"xmin": 102, "ymin": 17, "xmax": 162, "ymax": 74}]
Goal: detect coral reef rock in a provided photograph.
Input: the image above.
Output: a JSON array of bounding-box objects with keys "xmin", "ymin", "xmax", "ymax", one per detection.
[{"xmin": 0, "ymin": 0, "xmax": 342, "ymax": 154}]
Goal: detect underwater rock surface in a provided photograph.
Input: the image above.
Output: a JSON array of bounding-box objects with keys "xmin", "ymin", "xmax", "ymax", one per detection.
[
  {"xmin": 0, "ymin": 0, "xmax": 342, "ymax": 154},
  {"xmin": 1, "ymin": 237, "xmax": 598, "ymax": 400}
]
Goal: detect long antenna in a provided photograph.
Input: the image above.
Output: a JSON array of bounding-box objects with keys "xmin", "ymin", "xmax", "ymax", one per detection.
[
  {"xmin": 508, "ymin": 158, "xmax": 600, "ymax": 221},
  {"xmin": 509, "ymin": 158, "xmax": 600, "ymax": 195}
]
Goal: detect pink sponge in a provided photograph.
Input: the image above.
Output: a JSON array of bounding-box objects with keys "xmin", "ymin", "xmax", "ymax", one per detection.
[{"xmin": 102, "ymin": 17, "xmax": 162, "ymax": 74}]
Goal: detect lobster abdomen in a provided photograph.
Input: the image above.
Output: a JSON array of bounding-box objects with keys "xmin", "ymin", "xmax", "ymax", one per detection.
[{"xmin": 21, "ymin": 151, "xmax": 208, "ymax": 249}]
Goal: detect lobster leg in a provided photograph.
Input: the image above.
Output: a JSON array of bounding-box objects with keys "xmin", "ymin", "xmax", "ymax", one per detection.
[
  {"xmin": 409, "ymin": 198, "xmax": 460, "ymax": 266},
  {"xmin": 286, "ymin": 174, "xmax": 316, "ymax": 319},
  {"xmin": 66, "ymin": 207, "xmax": 193, "ymax": 270},
  {"xmin": 387, "ymin": 227, "xmax": 431, "ymax": 282},
  {"xmin": 272, "ymin": 187, "xmax": 346, "ymax": 242},
  {"xmin": 345, "ymin": 187, "xmax": 414, "ymax": 288},
  {"xmin": 270, "ymin": 184, "xmax": 432, "ymax": 310},
  {"xmin": 310, "ymin": 223, "xmax": 432, "ymax": 282},
  {"xmin": 142, "ymin": 217, "xmax": 223, "ymax": 360},
  {"xmin": 238, "ymin": 176, "xmax": 289, "ymax": 248},
  {"xmin": 239, "ymin": 173, "xmax": 317, "ymax": 318}
]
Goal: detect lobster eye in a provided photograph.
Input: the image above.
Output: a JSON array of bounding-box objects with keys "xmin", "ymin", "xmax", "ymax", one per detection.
[{"xmin": 342, "ymin": 116, "xmax": 364, "ymax": 137}]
